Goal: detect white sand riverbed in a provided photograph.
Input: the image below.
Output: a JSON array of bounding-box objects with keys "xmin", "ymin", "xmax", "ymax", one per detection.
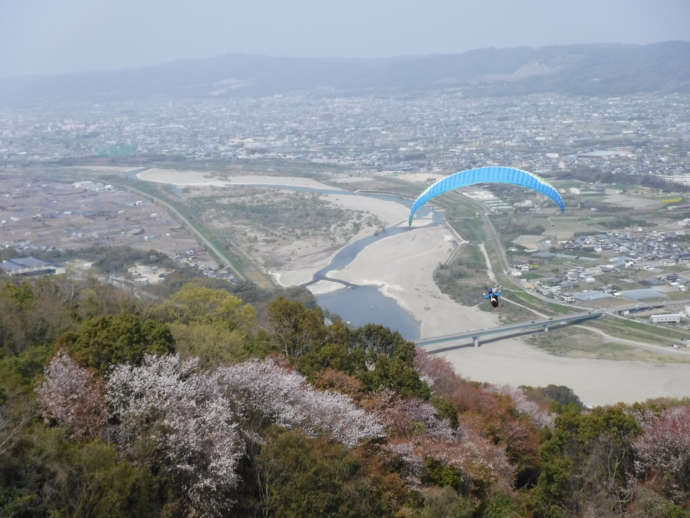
[
  {"xmin": 436, "ymin": 338, "xmax": 690, "ymax": 406},
  {"xmin": 328, "ymin": 224, "xmax": 492, "ymax": 338},
  {"xmin": 138, "ymin": 168, "xmax": 337, "ymax": 190}
]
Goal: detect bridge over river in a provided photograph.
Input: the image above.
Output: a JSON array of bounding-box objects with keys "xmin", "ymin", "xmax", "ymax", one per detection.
[{"xmin": 417, "ymin": 312, "xmax": 603, "ymax": 351}]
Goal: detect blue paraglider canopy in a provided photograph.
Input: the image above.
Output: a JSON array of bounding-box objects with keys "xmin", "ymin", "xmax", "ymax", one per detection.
[{"xmin": 408, "ymin": 166, "xmax": 564, "ymax": 225}]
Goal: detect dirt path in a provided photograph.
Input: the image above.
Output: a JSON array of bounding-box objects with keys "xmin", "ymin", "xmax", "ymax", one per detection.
[{"xmin": 479, "ymin": 242, "xmax": 496, "ymax": 283}]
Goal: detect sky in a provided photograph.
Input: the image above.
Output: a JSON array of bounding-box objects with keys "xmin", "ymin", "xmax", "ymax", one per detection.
[{"xmin": 1, "ymin": 0, "xmax": 689, "ymax": 78}]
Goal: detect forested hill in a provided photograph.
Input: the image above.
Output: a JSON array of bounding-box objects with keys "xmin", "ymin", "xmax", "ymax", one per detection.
[
  {"xmin": 1, "ymin": 41, "xmax": 689, "ymax": 105},
  {"xmin": 0, "ymin": 275, "xmax": 688, "ymax": 517}
]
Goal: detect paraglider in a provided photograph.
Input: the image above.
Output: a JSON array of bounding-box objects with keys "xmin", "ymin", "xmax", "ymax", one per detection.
[
  {"xmin": 408, "ymin": 166, "xmax": 564, "ymax": 225},
  {"xmin": 483, "ymin": 286, "xmax": 502, "ymax": 308}
]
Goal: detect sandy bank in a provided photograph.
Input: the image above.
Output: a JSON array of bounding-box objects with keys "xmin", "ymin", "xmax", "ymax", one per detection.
[
  {"xmin": 138, "ymin": 170, "xmax": 413, "ymax": 285},
  {"xmin": 328, "ymin": 225, "xmax": 493, "ymax": 338},
  {"xmin": 436, "ymin": 338, "xmax": 690, "ymax": 406},
  {"xmin": 307, "ymin": 280, "xmax": 346, "ymax": 295},
  {"xmin": 137, "ymin": 168, "xmax": 336, "ymax": 190},
  {"xmin": 391, "ymin": 172, "xmax": 442, "ymax": 185},
  {"xmin": 322, "ymin": 193, "xmax": 409, "ymax": 227}
]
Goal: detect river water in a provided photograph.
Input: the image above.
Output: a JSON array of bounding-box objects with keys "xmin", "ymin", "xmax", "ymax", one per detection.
[{"xmin": 306, "ymin": 198, "xmax": 441, "ymax": 341}]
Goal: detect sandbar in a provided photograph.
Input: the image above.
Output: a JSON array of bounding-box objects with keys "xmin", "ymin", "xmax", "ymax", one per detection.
[
  {"xmin": 138, "ymin": 168, "xmax": 336, "ymax": 190},
  {"xmin": 436, "ymin": 338, "xmax": 690, "ymax": 406},
  {"xmin": 328, "ymin": 225, "xmax": 493, "ymax": 338}
]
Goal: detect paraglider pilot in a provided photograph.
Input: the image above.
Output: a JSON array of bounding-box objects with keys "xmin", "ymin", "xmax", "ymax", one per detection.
[{"xmin": 483, "ymin": 287, "xmax": 502, "ymax": 308}]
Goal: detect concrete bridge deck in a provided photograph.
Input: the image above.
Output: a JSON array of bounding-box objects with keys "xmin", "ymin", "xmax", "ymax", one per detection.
[{"xmin": 416, "ymin": 312, "xmax": 602, "ymax": 349}]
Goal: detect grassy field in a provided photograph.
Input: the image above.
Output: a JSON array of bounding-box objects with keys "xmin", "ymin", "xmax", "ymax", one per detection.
[
  {"xmin": 437, "ymin": 193, "xmax": 488, "ymax": 244},
  {"xmin": 526, "ymin": 326, "xmax": 689, "ymax": 363},
  {"xmin": 434, "ymin": 243, "xmax": 491, "ymax": 306},
  {"xmin": 590, "ymin": 316, "xmax": 690, "ymax": 344},
  {"xmin": 501, "ymin": 287, "xmax": 575, "ymax": 316},
  {"xmin": 495, "ymin": 298, "xmax": 540, "ymax": 324}
]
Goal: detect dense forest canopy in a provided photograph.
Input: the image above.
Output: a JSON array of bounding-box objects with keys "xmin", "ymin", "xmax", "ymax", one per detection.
[{"xmin": 0, "ymin": 275, "xmax": 688, "ymax": 517}]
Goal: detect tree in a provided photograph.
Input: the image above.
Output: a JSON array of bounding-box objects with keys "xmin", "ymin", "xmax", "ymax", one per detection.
[
  {"xmin": 154, "ymin": 283, "xmax": 259, "ymax": 367},
  {"xmin": 416, "ymin": 486, "xmax": 476, "ymax": 518},
  {"xmin": 266, "ymin": 297, "xmax": 324, "ymax": 357},
  {"xmin": 38, "ymin": 351, "xmax": 106, "ymax": 439},
  {"xmin": 0, "ymin": 425, "xmax": 165, "ymax": 518},
  {"xmin": 536, "ymin": 406, "xmax": 641, "ymax": 517},
  {"xmin": 106, "ymin": 355, "xmax": 383, "ymax": 515},
  {"xmin": 366, "ymin": 389, "xmax": 457, "ymax": 440},
  {"xmin": 491, "ymin": 385, "xmax": 554, "ymax": 429},
  {"xmin": 362, "ymin": 351, "xmax": 430, "ymax": 399},
  {"xmin": 218, "ymin": 358, "xmax": 384, "ymax": 447},
  {"xmin": 542, "ymin": 385, "xmax": 583, "ymax": 410},
  {"xmin": 633, "ymin": 405, "xmax": 690, "ymax": 498},
  {"xmin": 255, "ymin": 428, "xmax": 394, "ymax": 518},
  {"xmin": 156, "ymin": 282, "xmax": 255, "ymax": 330},
  {"xmin": 54, "ymin": 312, "xmax": 175, "ymax": 374},
  {"xmin": 107, "ymin": 354, "xmax": 244, "ymax": 516}
]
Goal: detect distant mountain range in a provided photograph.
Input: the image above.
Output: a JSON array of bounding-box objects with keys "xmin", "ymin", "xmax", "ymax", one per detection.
[{"xmin": 2, "ymin": 41, "xmax": 689, "ymax": 104}]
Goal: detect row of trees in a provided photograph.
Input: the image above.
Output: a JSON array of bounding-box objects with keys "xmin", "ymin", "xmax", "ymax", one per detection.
[{"xmin": 0, "ymin": 275, "xmax": 688, "ymax": 516}]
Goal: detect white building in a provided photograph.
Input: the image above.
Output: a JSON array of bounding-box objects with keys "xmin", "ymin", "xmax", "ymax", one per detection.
[{"xmin": 650, "ymin": 313, "xmax": 683, "ymax": 324}]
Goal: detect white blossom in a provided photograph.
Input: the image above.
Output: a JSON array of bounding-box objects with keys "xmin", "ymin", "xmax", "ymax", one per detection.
[
  {"xmin": 491, "ymin": 385, "xmax": 554, "ymax": 428},
  {"xmin": 107, "ymin": 354, "xmax": 243, "ymax": 516},
  {"xmin": 217, "ymin": 359, "xmax": 384, "ymax": 447},
  {"xmin": 105, "ymin": 355, "xmax": 383, "ymax": 514}
]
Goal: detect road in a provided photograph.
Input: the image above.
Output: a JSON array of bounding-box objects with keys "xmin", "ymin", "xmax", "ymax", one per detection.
[{"xmin": 117, "ymin": 177, "xmax": 246, "ymax": 281}]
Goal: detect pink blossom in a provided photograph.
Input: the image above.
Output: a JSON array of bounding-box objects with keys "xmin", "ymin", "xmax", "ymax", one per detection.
[
  {"xmin": 37, "ymin": 351, "xmax": 106, "ymax": 438},
  {"xmin": 368, "ymin": 389, "xmax": 458, "ymax": 440},
  {"xmin": 634, "ymin": 405, "xmax": 690, "ymax": 483},
  {"xmin": 414, "ymin": 349, "xmax": 459, "ymax": 395},
  {"xmin": 491, "ymin": 385, "xmax": 554, "ymax": 428},
  {"xmin": 106, "ymin": 355, "xmax": 383, "ymax": 514}
]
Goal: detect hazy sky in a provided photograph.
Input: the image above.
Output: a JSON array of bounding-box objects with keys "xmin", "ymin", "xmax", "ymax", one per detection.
[{"xmin": 1, "ymin": 0, "xmax": 689, "ymax": 78}]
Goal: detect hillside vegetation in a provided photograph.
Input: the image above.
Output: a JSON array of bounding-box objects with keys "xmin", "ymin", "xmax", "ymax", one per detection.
[{"xmin": 0, "ymin": 276, "xmax": 688, "ymax": 517}]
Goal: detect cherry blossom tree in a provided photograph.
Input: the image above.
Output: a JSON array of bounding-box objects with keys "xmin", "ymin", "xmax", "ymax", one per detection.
[
  {"xmin": 386, "ymin": 427, "xmax": 514, "ymax": 492},
  {"xmin": 107, "ymin": 354, "xmax": 243, "ymax": 516},
  {"xmin": 217, "ymin": 358, "xmax": 384, "ymax": 447},
  {"xmin": 414, "ymin": 349, "xmax": 458, "ymax": 395},
  {"xmin": 490, "ymin": 385, "xmax": 554, "ymax": 429},
  {"xmin": 414, "ymin": 349, "xmax": 496, "ymax": 414},
  {"xmin": 366, "ymin": 389, "xmax": 458, "ymax": 440},
  {"xmin": 633, "ymin": 405, "xmax": 690, "ymax": 495},
  {"xmin": 37, "ymin": 350, "xmax": 106, "ymax": 438},
  {"xmin": 105, "ymin": 355, "xmax": 383, "ymax": 514}
]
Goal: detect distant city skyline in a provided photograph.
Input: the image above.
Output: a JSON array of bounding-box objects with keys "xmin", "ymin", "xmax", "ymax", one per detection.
[{"xmin": 1, "ymin": 0, "xmax": 689, "ymax": 78}]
